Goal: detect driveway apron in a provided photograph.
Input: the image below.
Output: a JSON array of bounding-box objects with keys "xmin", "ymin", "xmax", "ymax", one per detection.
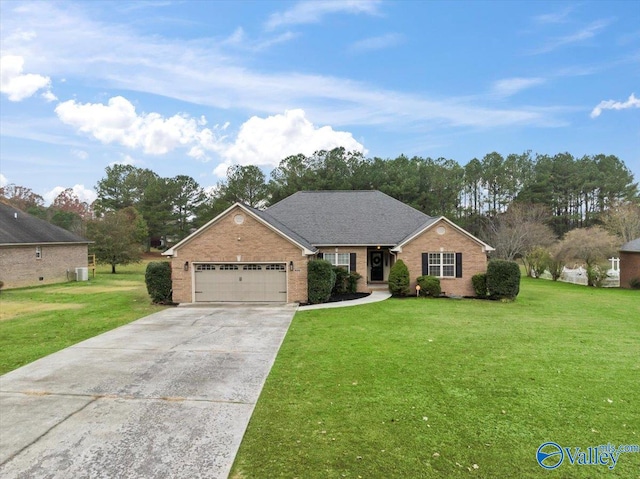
[{"xmin": 0, "ymin": 304, "xmax": 296, "ymax": 479}]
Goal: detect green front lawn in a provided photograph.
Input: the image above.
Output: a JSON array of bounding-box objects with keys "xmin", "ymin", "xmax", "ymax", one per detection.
[
  {"xmin": 0, "ymin": 262, "xmax": 166, "ymax": 374},
  {"xmin": 232, "ymin": 279, "xmax": 640, "ymax": 478}
]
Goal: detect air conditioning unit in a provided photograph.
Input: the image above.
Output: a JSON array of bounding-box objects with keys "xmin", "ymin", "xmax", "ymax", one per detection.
[{"xmin": 75, "ymin": 267, "xmax": 89, "ymax": 281}]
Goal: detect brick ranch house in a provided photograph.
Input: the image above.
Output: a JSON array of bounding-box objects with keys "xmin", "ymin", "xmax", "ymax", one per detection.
[
  {"xmin": 0, "ymin": 202, "xmax": 91, "ymax": 289},
  {"xmin": 619, "ymin": 237, "xmax": 640, "ymax": 289},
  {"xmin": 163, "ymin": 190, "xmax": 494, "ymax": 304}
]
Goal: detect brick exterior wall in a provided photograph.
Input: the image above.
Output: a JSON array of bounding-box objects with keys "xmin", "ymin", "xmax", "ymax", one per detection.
[
  {"xmin": 317, "ymin": 247, "xmax": 368, "ymax": 292},
  {"xmin": 0, "ymin": 244, "xmax": 88, "ymax": 289},
  {"xmin": 397, "ymin": 219, "xmax": 489, "ymax": 297},
  {"xmin": 620, "ymin": 251, "xmax": 640, "ymax": 289},
  {"xmin": 169, "ymin": 206, "xmax": 310, "ymax": 303}
]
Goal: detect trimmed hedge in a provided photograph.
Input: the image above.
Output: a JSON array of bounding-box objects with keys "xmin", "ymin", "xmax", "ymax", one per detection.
[
  {"xmin": 308, "ymin": 260, "xmax": 336, "ymax": 304},
  {"xmin": 388, "ymin": 259, "xmax": 410, "ymax": 297},
  {"xmin": 486, "ymin": 260, "xmax": 520, "ymax": 300},
  {"xmin": 472, "ymin": 273, "xmax": 488, "ymax": 297},
  {"xmin": 145, "ymin": 261, "xmax": 172, "ymax": 304},
  {"xmin": 417, "ymin": 275, "xmax": 441, "ymax": 297},
  {"xmin": 332, "ymin": 267, "xmax": 350, "ymax": 295}
]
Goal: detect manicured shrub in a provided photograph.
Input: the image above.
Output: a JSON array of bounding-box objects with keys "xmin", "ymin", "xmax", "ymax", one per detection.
[
  {"xmin": 145, "ymin": 261, "xmax": 172, "ymax": 304},
  {"xmin": 347, "ymin": 272, "xmax": 362, "ymax": 294},
  {"xmin": 308, "ymin": 260, "xmax": 336, "ymax": 304},
  {"xmin": 417, "ymin": 275, "xmax": 441, "ymax": 297},
  {"xmin": 332, "ymin": 266, "xmax": 350, "ymax": 295},
  {"xmin": 472, "ymin": 273, "xmax": 488, "ymax": 297},
  {"xmin": 388, "ymin": 259, "xmax": 410, "ymax": 297},
  {"xmin": 486, "ymin": 260, "xmax": 520, "ymax": 301}
]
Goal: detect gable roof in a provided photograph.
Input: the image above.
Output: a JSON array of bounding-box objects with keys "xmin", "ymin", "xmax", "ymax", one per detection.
[
  {"xmin": 163, "ymin": 202, "xmax": 316, "ymax": 256},
  {"xmin": 620, "ymin": 237, "xmax": 640, "ymax": 253},
  {"xmin": 266, "ymin": 190, "xmax": 433, "ymax": 246},
  {"xmin": 0, "ymin": 202, "xmax": 90, "ymax": 245},
  {"xmin": 394, "ymin": 215, "xmax": 495, "ymax": 252}
]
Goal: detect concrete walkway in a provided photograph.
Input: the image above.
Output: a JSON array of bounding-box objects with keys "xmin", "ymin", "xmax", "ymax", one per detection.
[
  {"xmin": 298, "ymin": 290, "xmax": 391, "ymax": 310},
  {"xmin": 0, "ymin": 305, "xmax": 296, "ymax": 479}
]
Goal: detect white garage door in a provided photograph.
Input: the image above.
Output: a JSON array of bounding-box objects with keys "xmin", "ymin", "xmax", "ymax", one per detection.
[{"xmin": 194, "ymin": 263, "xmax": 287, "ymax": 302}]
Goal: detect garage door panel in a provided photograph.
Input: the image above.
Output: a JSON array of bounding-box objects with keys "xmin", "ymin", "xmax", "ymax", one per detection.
[{"xmin": 194, "ymin": 264, "xmax": 286, "ymax": 302}]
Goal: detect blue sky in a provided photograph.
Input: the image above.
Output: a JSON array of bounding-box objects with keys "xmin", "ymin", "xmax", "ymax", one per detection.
[{"xmin": 1, "ymin": 0, "xmax": 639, "ymax": 205}]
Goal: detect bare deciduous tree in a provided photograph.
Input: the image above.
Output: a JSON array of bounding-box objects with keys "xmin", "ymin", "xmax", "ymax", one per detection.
[
  {"xmin": 600, "ymin": 202, "xmax": 640, "ymax": 243},
  {"xmin": 485, "ymin": 203, "xmax": 556, "ymax": 262}
]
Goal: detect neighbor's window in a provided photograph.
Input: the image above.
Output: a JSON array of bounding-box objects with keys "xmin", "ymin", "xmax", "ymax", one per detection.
[
  {"xmin": 36, "ymin": 246, "xmax": 42, "ymax": 259},
  {"xmin": 428, "ymin": 252, "xmax": 455, "ymax": 277},
  {"xmin": 324, "ymin": 253, "xmax": 350, "ymax": 271}
]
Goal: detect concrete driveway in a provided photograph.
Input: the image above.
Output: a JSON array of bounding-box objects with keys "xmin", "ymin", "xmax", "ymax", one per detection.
[{"xmin": 0, "ymin": 304, "xmax": 296, "ymax": 479}]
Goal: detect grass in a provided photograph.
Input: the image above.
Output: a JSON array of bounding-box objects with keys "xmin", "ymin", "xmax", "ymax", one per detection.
[
  {"xmin": 232, "ymin": 278, "xmax": 640, "ymax": 478},
  {"xmin": 0, "ymin": 261, "xmax": 167, "ymax": 374}
]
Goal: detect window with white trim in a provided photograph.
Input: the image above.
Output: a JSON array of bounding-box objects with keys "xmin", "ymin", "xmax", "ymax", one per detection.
[
  {"xmin": 324, "ymin": 253, "xmax": 350, "ymax": 271},
  {"xmin": 428, "ymin": 252, "xmax": 455, "ymax": 277},
  {"xmin": 36, "ymin": 246, "xmax": 42, "ymax": 259}
]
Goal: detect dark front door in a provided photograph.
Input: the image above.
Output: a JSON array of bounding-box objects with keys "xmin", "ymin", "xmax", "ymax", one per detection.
[{"xmin": 370, "ymin": 251, "xmax": 384, "ymax": 281}]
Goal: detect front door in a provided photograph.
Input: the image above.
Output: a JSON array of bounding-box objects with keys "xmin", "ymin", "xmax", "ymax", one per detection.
[{"xmin": 370, "ymin": 251, "xmax": 384, "ymax": 281}]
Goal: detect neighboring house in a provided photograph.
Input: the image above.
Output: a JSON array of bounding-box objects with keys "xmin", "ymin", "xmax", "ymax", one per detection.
[
  {"xmin": 0, "ymin": 202, "xmax": 91, "ymax": 289},
  {"xmin": 619, "ymin": 237, "xmax": 640, "ymax": 289},
  {"xmin": 163, "ymin": 190, "xmax": 494, "ymax": 304}
]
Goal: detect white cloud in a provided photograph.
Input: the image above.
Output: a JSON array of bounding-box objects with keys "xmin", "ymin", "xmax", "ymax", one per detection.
[
  {"xmin": 590, "ymin": 93, "xmax": 640, "ymax": 118},
  {"xmin": 349, "ymin": 33, "xmax": 404, "ymax": 53},
  {"xmin": 44, "ymin": 184, "xmax": 97, "ymax": 205},
  {"xmin": 71, "ymin": 149, "xmax": 89, "ymax": 160},
  {"xmin": 55, "ymin": 96, "xmax": 226, "ymax": 158},
  {"xmin": 0, "ymin": 173, "xmax": 8, "ymax": 187},
  {"xmin": 533, "ymin": 6, "xmax": 574, "ymax": 25},
  {"xmin": 491, "ymin": 77, "xmax": 546, "ymax": 97},
  {"xmin": 0, "ymin": 55, "xmax": 53, "ymax": 101},
  {"xmin": 41, "ymin": 90, "xmax": 58, "ymax": 102},
  {"xmin": 213, "ymin": 109, "xmax": 366, "ymax": 176},
  {"xmin": 531, "ymin": 19, "xmax": 611, "ymax": 54},
  {"xmin": 1, "ymin": 2, "xmax": 564, "ymax": 137},
  {"xmin": 265, "ymin": 0, "xmax": 381, "ymax": 30}
]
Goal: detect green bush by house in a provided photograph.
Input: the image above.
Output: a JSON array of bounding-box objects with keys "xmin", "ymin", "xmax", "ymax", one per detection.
[
  {"xmin": 472, "ymin": 273, "xmax": 488, "ymax": 297},
  {"xmin": 308, "ymin": 260, "xmax": 336, "ymax": 304},
  {"xmin": 388, "ymin": 259, "xmax": 410, "ymax": 297},
  {"xmin": 417, "ymin": 275, "xmax": 441, "ymax": 297},
  {"xmin": 145, "ymin": 261, "xmax": 173, "ymax": 304},
  {"xmin": 487, "ymin": 259, "xmax": 520, "ymax": 300}
]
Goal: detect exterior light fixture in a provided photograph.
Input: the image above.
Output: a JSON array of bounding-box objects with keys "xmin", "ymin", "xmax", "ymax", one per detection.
[
  {"xmin": 289, "ymin": 261, "xmax": 294, "ymax": 271},
  {"xmin": 184, "ymin": 261, "xmax": 189, "ymax": 271}
]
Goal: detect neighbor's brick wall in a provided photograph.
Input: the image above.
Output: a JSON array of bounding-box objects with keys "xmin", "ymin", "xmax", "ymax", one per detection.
[
  {"xmin": 170, "ymin": 206, "xmax": 309, "ymax": 303},
  {"xmin": 317, "ymin": 247, "xmax": 368, "ymax": 293},
  {"xmin": 397, "ymin": 219, "xmax": 489, "ymax": 297},
  {"xmin": 0, "ymin": 244, "xmax": 88, "ymax": 289},
  {"xmin": 620, "ymin": 251, "xmax": 640, "ymax": 289}
]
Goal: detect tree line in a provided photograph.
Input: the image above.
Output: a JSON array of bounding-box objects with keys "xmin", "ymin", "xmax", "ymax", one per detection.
[{"xmin": 2, "ymin": 147, "xmax": 638, "ymax": 273}]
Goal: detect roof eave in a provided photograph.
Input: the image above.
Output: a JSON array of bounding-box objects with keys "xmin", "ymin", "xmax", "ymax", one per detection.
[{"xmin": 0, "ymin": 241, "xmax": 93, "ymax": 246}]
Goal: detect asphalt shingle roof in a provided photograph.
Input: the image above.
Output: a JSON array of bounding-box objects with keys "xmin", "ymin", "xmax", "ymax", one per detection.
[
  {"xmin": 620, "ymin": 237, "xmax": 640, "ymax": 253},
  {"xmin": 0, "ymin": 202, "xmax": 90, "ymax": 245},
  {"xmin": 265, "ymin": 190, "xmax": 435, "ymax": 246}
]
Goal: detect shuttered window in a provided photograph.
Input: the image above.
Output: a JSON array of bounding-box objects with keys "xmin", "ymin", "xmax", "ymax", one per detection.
[{"xmin": 422, "ymin": 252, "xmax": 460, "ymax": 278}]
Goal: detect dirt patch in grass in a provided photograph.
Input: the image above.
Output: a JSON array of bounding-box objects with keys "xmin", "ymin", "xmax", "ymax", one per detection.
[
  {"xmin": 46, "ymin": 281, "xmax": 141, "ymax": 294},
  {"xmin": 0, "ymin": 302, "xmax": 84, "ymax": 321}
]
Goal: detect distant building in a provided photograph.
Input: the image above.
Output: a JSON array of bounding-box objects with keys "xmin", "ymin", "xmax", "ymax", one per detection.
[
  {"xmin": 619, "ymin": 237, "xmax": 640, "ymax": 289},
  {"xmin": 0, "ymin": 202, "xmax": 91, "ymax": 289}
]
